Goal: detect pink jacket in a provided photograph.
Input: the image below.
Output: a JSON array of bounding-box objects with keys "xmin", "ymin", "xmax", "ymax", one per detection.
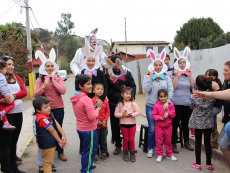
[
  {"xmin": 34, "ymin": 76, "xmax": 66, "ymax": 109},
  {"xmin": 70, "ymin": 92, "xmax": 99, "ymax": 131},
  {"xmin": 114, "ymin": 101, "xmax": 141, "ymax": 125},
  {"xmin": 152, "ymin": 101, "xmax": 176, "ymax": 128}
]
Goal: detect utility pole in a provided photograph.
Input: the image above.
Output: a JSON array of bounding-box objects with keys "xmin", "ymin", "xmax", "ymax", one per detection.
[{"xmin": 25, "ymin": 0, "xmax": 35, "ymax": 97}]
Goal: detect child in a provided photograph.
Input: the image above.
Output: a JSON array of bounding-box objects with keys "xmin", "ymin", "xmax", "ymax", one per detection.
[
  {"xmin": 205, "ymin": 69, "xmax": 222, "ymax": 148},
  {"xmin": 114, "ymin": 87, "xmax": 140, "ymax": 162},
  {"xmin": 92, "ymin": 83, "xmax": 110, "ymax": 163},
  {"xmin": 33, "ymin": 96, "xmax": 67, "ymax": 173},
  {"xmin": 70, "ymin": 74, "xmax": 101, "ymax": 173},
  {"xmin": 164, "ymin": 54, "xmax": 174, "ymax": 77},
  {"xmin": 0, "ymin": 59, "xmax": 15, "ymax": 130},
  {"xmin": 189, "ymin": 75, "xmax": 215, "ymax": 171},
  {"xmin": 152, "ymin": 89, "xmax": 177, "ymax": 163},
  {"xmin": 32, "ymin": 115, "xmax": 57, "ymax": 173}
]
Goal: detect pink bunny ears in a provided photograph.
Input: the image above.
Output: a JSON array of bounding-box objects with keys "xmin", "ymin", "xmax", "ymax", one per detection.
[{"xmin": 146, "ymin": 48, "xmax": 166, "ymax": 61}]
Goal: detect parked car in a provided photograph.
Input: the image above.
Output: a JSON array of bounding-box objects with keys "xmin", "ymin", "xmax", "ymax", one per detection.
[{"xmin": 57, "ymin": 70, "xmax": 68, "ymax": 81}]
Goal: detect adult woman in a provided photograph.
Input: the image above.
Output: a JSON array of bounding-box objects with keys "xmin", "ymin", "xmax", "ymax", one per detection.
[
  {"xmin": 0, "ymin": 56, "xmax": 27, "ymax": 173},
  {"xmin": 171, "ymin": 57, "xmax": 195, "ymax": 153},
  {"xmin": 143, "ymin": 49, "xmax": 173, "ymax": 158},
  {"xmin": 34, "ymin": 50, "xmax": 67, "ymax": 161},
  {"xmin": 194, "ymin": 61, "xmax": 230, "ymax": 169}
]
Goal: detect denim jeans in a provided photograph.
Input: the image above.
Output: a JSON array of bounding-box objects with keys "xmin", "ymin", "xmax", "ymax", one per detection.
[
  {"xmin": 225, "ymin": 121, "xmax": 230, "ymax": 140},
  {"xmin": 51, "ymin": 108, "xmax": 64, "ymax": 154},
  {"xmin": 146, "ymin": 104, "xmax": 155, "ymax": 150},
  {"xmin": 97, "ymin": 127, "xmax": 108, "ymax": 155}
]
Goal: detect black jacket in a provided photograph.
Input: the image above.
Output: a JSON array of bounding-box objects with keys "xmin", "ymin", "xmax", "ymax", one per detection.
[
  {"xmin": 81, "ymin": 69, "xmax": 108, "ymax": 101},
  {"xmin": 105, "ymin": 70, "xmax": 136, "ymax": 104},
  {"xmin": 221, "ymin": 80, "xmax": 230, "ymax": 125}
]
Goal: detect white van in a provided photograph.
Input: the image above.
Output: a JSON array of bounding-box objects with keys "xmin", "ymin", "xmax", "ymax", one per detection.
[{"xmin": 57, "ymin": 70, "xmax": 68, "ymax": 81}]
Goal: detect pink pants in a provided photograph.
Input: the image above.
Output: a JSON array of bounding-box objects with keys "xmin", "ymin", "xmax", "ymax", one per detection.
[
  {"xmin": 155, "ymin": 125, "xmax": 172, "ymax": 157},
  {"xmin": 120, "ymin": 125, "xmax": 136, "ymax": 151}
]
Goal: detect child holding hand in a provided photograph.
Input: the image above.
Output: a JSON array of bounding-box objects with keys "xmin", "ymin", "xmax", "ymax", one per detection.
[
  {"xmin": 92, "ymin": 83, "xmax": 110, "ymax": 163},
  {"xmin": 33, "ymin": 96, "xmax": 68, "ymax": 173},
  {"xmin": 114, "ymin": 87, "xmax": 140, "ymax": 162},
  {"xmin": 152, "ymin": 89, "xmax": 177, "ymax": 163}
]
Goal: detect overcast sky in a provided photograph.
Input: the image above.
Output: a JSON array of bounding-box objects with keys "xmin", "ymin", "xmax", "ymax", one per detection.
[{"xmin": 1, "ymin": 0, "xmax": 230, "ymax": 44}]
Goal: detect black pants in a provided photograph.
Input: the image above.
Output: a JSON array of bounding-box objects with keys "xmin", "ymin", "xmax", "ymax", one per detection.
[
  {"xmin": 172, "ymin": 105, "xmax": 192, "ymax": 144},
  {"xmin": 195, "ymin": 128, "xmax": 212, "ymax": 165},
  {"xmin": 97, "ymin": 127, "xmax": 108, "ymax": 155},
  {"xmin": 109, "ymin": 104, "xmax": 122, "ymax": 147},
  {"xmin": 0, "ymin": 113, "xmax": 23, "ymax": 173},
  {"xmin": 51, "ymin": 108, "xmax": 64, "ymax": 154}
]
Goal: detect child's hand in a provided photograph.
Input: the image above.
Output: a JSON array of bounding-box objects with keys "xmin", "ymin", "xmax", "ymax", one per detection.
[
  {"xmin": 59, "ymin": 141, "xmax": 68, "ymax": 149},
  {"xmin": 87, "ymin": 70, "xmax": 93, "ymax": 78},
  {"xmin": 122, "ymin": 110, "xmax": 127, "ymax": 117},
  {"xmin": 98, "ymin": 121, "xmax": 102, "ymax": 126},
  {"xmin": 61, "ymin": 135, "xmax": 67, "ymax": 143},
  {"xmin": 126, "ymin": 113, "xmax": 132, "ymax": 117},
  {"xmin": 164, "ymin": 112, "xmax": 168, "ymax": 118},
  {"xmin": 160, "ymin": 117, "xmax": 165, "ymax": 121},
  {"xmin": 102, "ymin": 121, "xmax": 106, "ymax": 127}
]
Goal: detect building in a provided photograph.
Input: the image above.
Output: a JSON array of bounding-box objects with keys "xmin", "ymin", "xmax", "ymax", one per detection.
[{"xmin": 111, "ymin": 41, "xmax": 171, "ymax": 58}]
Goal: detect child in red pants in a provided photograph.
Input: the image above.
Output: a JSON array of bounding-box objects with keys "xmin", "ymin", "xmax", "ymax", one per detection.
[
  {"xmin": 152, "ymin": 89, "xmax": 177, "ymax": 163},
  {"xmin": 114, "ymin": 87, "xmax": 140, "ymax": 162}
]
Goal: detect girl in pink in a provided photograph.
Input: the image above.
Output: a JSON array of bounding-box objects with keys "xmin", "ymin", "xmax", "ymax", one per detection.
[
  {"xmin": 0, "ymin": 58, "xmax": 15, "ymax": 130},
  {"xmin": 114, "ymin": 87, "xmax": 140, "ymax": 162},
  {"xmin": 152, "ymin": 89, "xmax": 177, "ymax": 163}
]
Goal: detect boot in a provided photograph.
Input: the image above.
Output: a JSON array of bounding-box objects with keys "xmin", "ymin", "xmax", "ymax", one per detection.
[
  {"xmin": 211, "ymin": 140, "xmax": 219, "ymax": 148},
  {"xmin": 113, "ymin": 146, "xmax": 121, "ymax": 155},
  {"xmin": 123, "ymin": 150, "xmax": 129, "ymax": 162},
  {"xmin": 221, "ymin": 147, "xmax": 230, "ymax": 170},
  {"xmin": 184, "ymin": 141, "xmax": 194, "ymax": 151},
  {"xmin": 172, "ymin": 144, "xmax": 179, "ymax": 154},
  {"xmin": 130, "ymin": 151, "xmax": 136, "ymax": 162},
  {"xmin": 211, "ymin": 131, "xmax": 220, "ymax": 143}
]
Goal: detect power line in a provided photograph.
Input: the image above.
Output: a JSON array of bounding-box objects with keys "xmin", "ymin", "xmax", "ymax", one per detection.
[
  {"xmin": 30, "ymin": 8, "xmax": 41, "ymax": 28},
  {"xmin": 0, "ymin": 3, "xmax": 17, "ymax": 17},
  {"xmin": 11, "ymin": 0, "xmax": 25, "ymax": 7}
]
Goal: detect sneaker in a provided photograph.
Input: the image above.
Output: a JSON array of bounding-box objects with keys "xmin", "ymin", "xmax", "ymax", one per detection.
[
  {"xmin": 94, "ymin": 156, "xmax": 100, "ymax": 164},
  {"xmin": 156, "ymin": 156, "xmax": 163, "ymax": 163},
  {"xmin": 52, "ymin": 164, "xmax": 57, "ymax": 171},
  {"xmin": 90, "ymin": 164, "xmax": 97, "ymax": 170},
  {"xmin": 101, "ymin": 155, "xmax": 107, "ymax": 162},
  {"xmin": 166, "ymin": 155, "xmax": 177, "ymax": 161},
  {"xmin": 207, "ymin": 164, "xmax": 214, "ymax": 172},
  {"xmin": 191, "ymin": 162, "xmax": 201, "ymax": 171},
  {"xmin": 3, "ymin": 123, "xmax": 16, "ymax": 130},
  {"xmin": 147, "ymin": 149, "xmax": 154, "ymax": 158},
  {"xmin": 39, "ymin": 166, "xmax": 43, "ymax": 173}
]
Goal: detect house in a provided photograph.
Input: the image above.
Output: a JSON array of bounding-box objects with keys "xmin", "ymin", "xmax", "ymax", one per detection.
[{"xmin": 111, "ymin": 41, "xmax": 171, "ymax": 59}]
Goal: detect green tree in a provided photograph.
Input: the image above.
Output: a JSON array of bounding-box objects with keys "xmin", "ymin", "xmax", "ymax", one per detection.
[
  {"xmin": 55, "ymin": 13, "xmax": 75, "ymax": 36},
  {"xmin": 38, "ymin": 29, "xmax": 51, "ymax": 42},
  {"xmin": 0, "ymin": 30, "xmax": 30, "ymax": 79},
  {"xmin": 173, "ymin": 17, "xmax": 224, "ymax": 50},
  {"xmin": 63, "ymin": 36, "xmax": 78, "ymax": 62},
  {"xmin": 199, "ymin": 36, "xmax": 213, "ymax": 49}
]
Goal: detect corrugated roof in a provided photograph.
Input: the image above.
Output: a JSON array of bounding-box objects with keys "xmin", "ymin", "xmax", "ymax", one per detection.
[{"xmin": 111, "ymin": 41, "xmax": 171, "ymax": 49}]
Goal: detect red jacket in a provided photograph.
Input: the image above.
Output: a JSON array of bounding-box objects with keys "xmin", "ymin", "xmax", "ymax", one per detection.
[
  {"xmin": 70, "ymin": 92, "xmax": 98, "ymax": 131},
  {"xmin": 152, "ymin": 101, "xmax": 176, "ymax": 128},
  {"xmin": 92, "ymin": 97, "xmax": 110, "ymax": 129}
]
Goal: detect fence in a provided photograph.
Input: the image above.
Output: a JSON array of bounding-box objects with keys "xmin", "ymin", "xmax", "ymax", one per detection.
[{"xmin": 123, "ymin": 44, "xmax": 230, "ymax": 94}]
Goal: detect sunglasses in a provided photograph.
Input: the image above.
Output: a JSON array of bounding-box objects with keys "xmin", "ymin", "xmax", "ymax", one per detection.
[{"xmin": 3, "ymin": 56, "xmax": 13, "ymax": 60}]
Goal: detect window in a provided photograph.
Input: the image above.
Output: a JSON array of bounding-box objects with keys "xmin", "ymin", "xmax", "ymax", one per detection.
[
  {"xmin": 146, "ymin": 46, "xmax": 153, "ymax": 52},
  {"xmin": 116, "ymin": 49, "xmax": 118, "ymax": 53},
  {"xmin": 158, "ymin": 46, "xmax": 164, "ymax": 53}
]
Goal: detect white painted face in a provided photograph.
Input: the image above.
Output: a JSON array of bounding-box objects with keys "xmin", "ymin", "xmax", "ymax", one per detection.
[
  {"xmin": 173, "ymin": 46, "xmax": 191, "ymax": 71},
  {"xmin": 147, "ymin": 48, "xmax": 167, "ymax": 74}
]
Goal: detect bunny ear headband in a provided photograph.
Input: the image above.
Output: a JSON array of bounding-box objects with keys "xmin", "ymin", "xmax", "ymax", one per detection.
[
  {"xmin": 85, "ymin": 28, "xmax": 98, "ymax": 50},
  {"xmin": 35, "ymin": 48, "xmax": 59, "ymax": 75},
  {"xmin": 105, "ymin": 57, "xmax": 127, "ymax": 78},
  {"xmin": 81, "ymin": 45, "xmax": 102, "ymax": 70},
  {"xmin": 146, "ymin": 48, "xmax": 168, "ymax": 75},
  {"xmin": 173, "ymin": 46, "xmax": 191, "ymax": 72}
]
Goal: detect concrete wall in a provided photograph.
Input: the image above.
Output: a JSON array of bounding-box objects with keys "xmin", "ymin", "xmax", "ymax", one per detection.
[{"xmin": 124, "ymin": 44, "xmax": 230, "ymax": 94}]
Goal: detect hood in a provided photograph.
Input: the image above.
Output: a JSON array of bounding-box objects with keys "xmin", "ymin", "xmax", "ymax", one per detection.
[
  {"xmin": 190, "ymin": 95, "xmax": 215, "ymax": 109},
  {"xmin": 70, "ymin": 92, "xmax": 87, "ymax": 105}
]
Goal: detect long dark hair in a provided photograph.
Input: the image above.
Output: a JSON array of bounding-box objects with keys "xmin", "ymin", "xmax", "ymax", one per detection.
[
  {"xmin": 0, "ymin": 59, "xmax": 7, "ymax": 69},
  {"xmin": 196, "ymin": 75, "xmax": 213, "ymax": 91},
  {"xmin": 117, "ymin": 87, "xmax": 134, "ymax": 106},
  {"xmin": 205, "ymin": 69, "xmax": 222, "ymax": 88}
]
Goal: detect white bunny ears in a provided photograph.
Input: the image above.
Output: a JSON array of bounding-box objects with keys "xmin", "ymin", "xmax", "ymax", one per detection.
[
  {"xmin": 146, "ymin": 48, "xmax": 168, "ymax": 74},
  {"xmin": 173, "ymin": 46, "xmax": 191, "ymax": 71},
  {"xmin": 81, "ymin": 45, "xmax": 102, "ymax": 70},
  {"xmin": 105, "ymin": 57, "xmax": 127, "ymax": 77},
  {"xmin": 35, "ymin": 48, "xmax": 59, "ymax": 75}
]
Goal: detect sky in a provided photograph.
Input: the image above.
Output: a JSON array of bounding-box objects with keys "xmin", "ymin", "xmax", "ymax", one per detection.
[{"xmin": 1, "ymin": 0, "xmax": 230, "ymax": 44}]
